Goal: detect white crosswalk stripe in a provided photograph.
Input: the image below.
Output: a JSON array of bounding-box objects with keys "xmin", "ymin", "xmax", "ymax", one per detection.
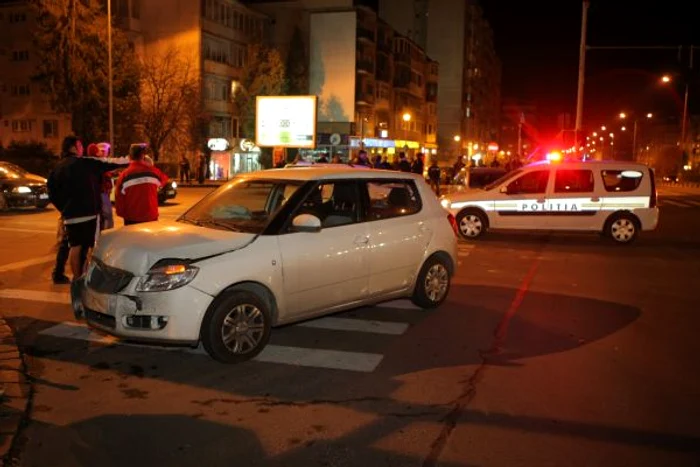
[{"xmin": 3, "ymin": 288, "xmax": 424, "ymax": 373}]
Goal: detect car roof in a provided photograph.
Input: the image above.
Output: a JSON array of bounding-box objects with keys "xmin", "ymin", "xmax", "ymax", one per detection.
[
  {"xmin": 524, "ymin": 160, "xmax": 649, "ymax": 169},
  {"xmin": 239, "ymin": 166, "xmax": 424, "ymax": 182}
]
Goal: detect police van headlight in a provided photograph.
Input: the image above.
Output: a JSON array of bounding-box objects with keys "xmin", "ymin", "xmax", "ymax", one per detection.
[{"xmin": 440, "ymin": 198, "xmax": 452, "ymax": 209}]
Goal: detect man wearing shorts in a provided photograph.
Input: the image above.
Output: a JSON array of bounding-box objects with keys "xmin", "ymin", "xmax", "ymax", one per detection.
[{"xmin": 47, "ymin": 136, "xmax": 129, "ymax": 281}]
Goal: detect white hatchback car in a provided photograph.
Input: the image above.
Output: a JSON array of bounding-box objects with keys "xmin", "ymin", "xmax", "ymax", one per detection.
[
  {"xmin": 441, "ymin": 160, "xmax": 659, "ymax": 244},
  {"xmin": 74, "ymin": 167, "xmax": 459, "ymax": 363}
]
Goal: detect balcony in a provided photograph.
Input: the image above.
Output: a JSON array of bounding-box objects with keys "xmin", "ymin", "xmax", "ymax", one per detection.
[
  {"xmin": 394, "ymin": 53, "xmax": 410, "ymax": 65},
  {"xmin": 356, "ymin": 85, "xmax": 375, "ymax": 106},
  {"xmin": 357, "ymin": 59, "xmax": 375, "ymax": 74},
  {"xmin": 357, "ymin": 27, "xmax": 375, "ymax": 43}
]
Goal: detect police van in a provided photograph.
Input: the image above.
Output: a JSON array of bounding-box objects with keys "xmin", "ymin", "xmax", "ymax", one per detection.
[{"xmin": 440, "ymin": 160, "xmax": 659, "ymax": 244}]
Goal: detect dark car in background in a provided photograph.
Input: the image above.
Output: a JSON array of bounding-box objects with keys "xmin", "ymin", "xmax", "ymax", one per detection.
[{"xmin": 0, "ymin": 161, "xmax": 50, "ymax": 211}]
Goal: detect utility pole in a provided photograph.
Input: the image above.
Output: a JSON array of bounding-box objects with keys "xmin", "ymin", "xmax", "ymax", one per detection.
[
  {"xmin": 107, "ymin": 0, "xmax": 114, "ymax": 154},
  {"xmin": 574, "ymin": 0, "xmax": 590, "ymax": 155},
  {"xmin": 632, "ymin": 120, "xmax": 638, "ymax": 162},
  {"xmin": 681, "ymin": 46, "xmax": 694, "ymax": 156},
  {"xmin": 517, "ymin": 112, "xmax": 524, "ymax": 159}
]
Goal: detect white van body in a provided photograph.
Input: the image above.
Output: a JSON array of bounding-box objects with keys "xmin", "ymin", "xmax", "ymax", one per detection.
[{"xmin": 440, "ymin": 160, "xmax": 659, "ymax": 243}]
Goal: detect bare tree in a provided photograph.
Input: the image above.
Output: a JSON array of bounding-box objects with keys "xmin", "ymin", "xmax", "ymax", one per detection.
[{"xmin": 138, "ymin": 47, "xmax": 200, "ymax": 162}]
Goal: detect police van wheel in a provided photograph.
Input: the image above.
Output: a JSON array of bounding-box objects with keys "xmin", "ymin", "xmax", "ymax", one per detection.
[
  {"xmin": 456, "ymin": 209, "xmax": 487, "ymax": 240},
  {"xmin": 606, "ymin": 213, "xmax": 639, "ymax": 244}
]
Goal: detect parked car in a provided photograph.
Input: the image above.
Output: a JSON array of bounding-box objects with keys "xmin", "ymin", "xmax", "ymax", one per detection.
[
  {"xmin": 0, "ymin": 161, "xmax": 50, "ymax": 211},
  {"xmin": 74, "ymin": 166, "xmax": 459, "ymax": 363}
]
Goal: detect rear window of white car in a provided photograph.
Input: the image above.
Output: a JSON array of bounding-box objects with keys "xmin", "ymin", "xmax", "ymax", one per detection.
[{"xmin": 601, "ymin": 170, "xmax": 644, "ymax": 192}]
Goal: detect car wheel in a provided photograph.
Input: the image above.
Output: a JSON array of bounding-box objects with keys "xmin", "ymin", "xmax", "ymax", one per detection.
[
  {"xmin": 606, "ymin": 213, "xmax": 639, "ymax": 244},
  {"xmin": 411, "ymin": 256, "xmax": 451, "ymax": 309},
  {"xmin": 201, "ymin": 289, "xmax": 272, "ymax": 363},
  {"xmin": 36, "ymin": 202, "xmax": 49, "ymax": 210},
  {"xmin": 0, "ymin": 193, "xmax": 8, "ymax": 212},
  {"xmin": 456, "ymin": 209, "xmax": 487, "ymax": 240}
]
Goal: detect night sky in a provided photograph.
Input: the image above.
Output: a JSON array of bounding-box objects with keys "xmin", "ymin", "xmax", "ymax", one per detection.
[{"xmin": 481, "ymin": 0, "xmax": 700, "ymax": 137}]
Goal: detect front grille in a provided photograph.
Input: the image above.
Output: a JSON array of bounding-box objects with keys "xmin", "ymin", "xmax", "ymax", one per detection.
[
  {"xmin": 85, "ymin": 309, "xmax": 116, "ymax": 329},
  {"xmin": 86, "ymin": 259, "xmax": 133, "ymax": 294}
]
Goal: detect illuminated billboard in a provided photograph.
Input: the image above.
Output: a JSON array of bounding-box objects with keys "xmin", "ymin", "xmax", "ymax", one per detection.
[
  {"xmin": 255, "ymin": 96, "xmax": 317, "ymax": 148},
  {"xmin": 309, "ymin": 11, "xmax": 356, "ymax": 123}
]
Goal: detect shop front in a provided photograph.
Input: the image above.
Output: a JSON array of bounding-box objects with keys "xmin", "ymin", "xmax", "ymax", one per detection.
[{"xmin": 207, "ymin": 138, "xmax": 262, "ymax": 180}]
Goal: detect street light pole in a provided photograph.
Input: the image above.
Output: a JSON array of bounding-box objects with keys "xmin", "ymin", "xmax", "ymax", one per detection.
[
  {"xmin": 107, "ymin": 0, "xmax": 114, "ymax": 153},
  {"xmin": 681, "ymin": 47, "xmax": 693, "ymax": 154},
  {"xmin": 574, "ymin": 0, "xmax": 590, "ymax": 154},
  {"xmin": 632, "ymin": 120, "xmax": 638, "ymax": 161}
]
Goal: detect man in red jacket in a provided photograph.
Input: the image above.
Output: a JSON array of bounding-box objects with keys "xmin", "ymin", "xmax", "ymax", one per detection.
[{"xmin": 115, "ymin": 144, "xmax": 169, "ymax": 225}]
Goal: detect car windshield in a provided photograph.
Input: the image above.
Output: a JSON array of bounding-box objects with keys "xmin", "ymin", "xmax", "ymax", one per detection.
[
  {"xmin": 178, "ymin": 178, "xmax": 303, "ymax": 234},
  {"xmin": 482, "ymin": 168, "xmax": 524, "ymax": 191},
  {"xmin": 0, "ymin": 162, "xmax": 25, "ymax": 179}
]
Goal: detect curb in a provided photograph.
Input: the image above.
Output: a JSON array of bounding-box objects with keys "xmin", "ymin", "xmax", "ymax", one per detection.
[{"xmin": 0, "ymin": 318, "xmax": 30, "ymax": 466}]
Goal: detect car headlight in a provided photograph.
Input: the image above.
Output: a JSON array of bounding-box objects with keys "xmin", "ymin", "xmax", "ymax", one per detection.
[
  {"xmin": 171, "ymin": 181, "xmax": 177, "ymax": 189},
  {"xmin": 136, "ymin": 261, "xmax": 199, "ymax": 292},
  {"xmin": 440, "ymin": 198, "xmax": 452, "ymax": 209},
  {"xmin": 12, "ymin": 186, "xmax": 32, "ymax": 194}
]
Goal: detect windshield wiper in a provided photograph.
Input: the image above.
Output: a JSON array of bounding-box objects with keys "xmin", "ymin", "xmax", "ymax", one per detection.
[
  {"xmin": 199, "ymin": 219, "xmax": 241, "ymax": 232},
  {"xmin": 178, "ymin": 217, "xmax": 203, "ymax": 226}
]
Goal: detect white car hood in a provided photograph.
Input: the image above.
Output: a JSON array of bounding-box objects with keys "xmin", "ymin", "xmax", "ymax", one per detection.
[{"xmin": 94, "ymin": 220, "xmax": 256, "ymax": 275}]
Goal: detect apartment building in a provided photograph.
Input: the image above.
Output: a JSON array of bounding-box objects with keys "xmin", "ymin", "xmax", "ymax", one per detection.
[
  {"xmin": 249, "ymin": 0, "xmax": 438, "ymax": 159},
  {"xmin": 379, "ymin": 0, "xmax": 501, "ymax": 152},
  {"xmin": 0, "ymin": 0, "xmax": 72, "ymax": 153}
]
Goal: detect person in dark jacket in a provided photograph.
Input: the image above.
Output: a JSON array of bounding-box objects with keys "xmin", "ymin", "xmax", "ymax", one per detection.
[
  {"xmin": 411, "ymin": 152, "xmax": 425, "ymax": 176},
  {"xmin": 47, "ymin": 136, "xmax": 129, "ymax": 280},
  {"xmin": 428, "ymin": 159, "xmax": 441, "ymax": 195},
  {"xmin": 115, "ymin": 144, "xmax": 169, "ymax": 225},
  {"xmin": 397, "ymin": 152, "xmax": 411, "ymax": 172}
]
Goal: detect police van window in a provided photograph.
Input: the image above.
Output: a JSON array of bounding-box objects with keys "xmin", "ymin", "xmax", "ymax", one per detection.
[
  {"xmin": 601, "ymin": 170, "xmax": 644, "ymax": 192},
  {"xmin": 554, "ymin": 170, "xmax": 594, "ymax": 193},
  {"xmin": 506, "ymin": 170, "xmax": 549, "ymax": 195}
]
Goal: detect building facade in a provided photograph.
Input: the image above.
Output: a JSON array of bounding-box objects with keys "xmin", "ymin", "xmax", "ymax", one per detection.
[
  {"xmin": 0, "ymin": 0, "xmax": 72, "ymax": 153},
  {"xmin": 379, "ymin": 0, "xmax": 501, "ymax": 156},
  {"xmin": 250, "ymin": 0, "xmax": 438, "ymax": 161}
]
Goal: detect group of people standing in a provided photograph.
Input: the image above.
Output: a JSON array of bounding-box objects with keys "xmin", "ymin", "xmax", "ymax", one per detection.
[
  {"xmin": 47, "ymin": 136, "xmax": 168, "ymax": 285},
  {"xmin": 351, "ymin": 150, "xmax": 443, "ymax": 194}
]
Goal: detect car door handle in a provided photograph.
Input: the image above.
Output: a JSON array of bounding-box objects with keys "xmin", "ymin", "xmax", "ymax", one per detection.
[
  {"xmin": 591, "ymin": 197, "xmax": 600, "ymax": 202},
  {"xmin": 354, "ymin": 236, "xmax": 369, "ymax": 245}
]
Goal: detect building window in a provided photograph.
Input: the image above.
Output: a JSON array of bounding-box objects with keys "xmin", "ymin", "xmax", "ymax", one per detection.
[
  {"xmin": 11, "ymin": 84, "xmax": 30, "ymax": 96},
  {"xmin": 11, "ymin": 120, "xmax": 31, "ymax": 132},
  {"xmin": 9, "ymin": 12, "xmax": 27, "ymax": 23},
  {"xmin": 131, "ymin": 0, "xmax": 140, "ymax": 19},
  {"xmin": 232, "ymin": 118, "xmax": 239, "ymax": 138},
  {"xmin": 43, "ymin": 120, "xmax": 58, "ymax": 138},
  {"xmin": 11, "ymin": 50, "xmax": 29, "ymax": 61}
]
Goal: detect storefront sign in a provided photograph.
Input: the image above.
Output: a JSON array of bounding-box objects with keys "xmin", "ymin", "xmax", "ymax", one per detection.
[
  {"xmin": 240, "ymin": 139, "xmax": 256, "ymax": 152},
  {"xmin": 350, "ymin": 138, "xmax": 396, "ymax": 148},
  {"xmin": 207, "ymin": 138, "xmax": 229, "ymax": 151}
]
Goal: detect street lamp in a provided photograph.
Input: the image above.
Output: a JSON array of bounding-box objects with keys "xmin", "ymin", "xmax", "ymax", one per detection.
[
  {"xmin": 619, "ymin": 111, "xmax": 653, "ymax": 160},
  {"xmin": 661, "ymin": 74, "xmax": 689, "ymax": 152},
  {"xmin": 453, "ymin": 135, "xmax": 461, "ymax": 142}
]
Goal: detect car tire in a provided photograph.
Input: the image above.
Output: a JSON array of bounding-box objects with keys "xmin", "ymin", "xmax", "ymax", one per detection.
[
  {"xmin": 201, "ymin": 289, "xmax": 272, "ymax": 363},
  {"xmin": 0, "ymin": 193, "xmax": 7, "ymax": 212},
  {"xmin": 605, "ymin": 212, "xmax": 639, "ymax": 244},
  {"xmin": 36, "ymin": 202, "xmax": 49, "ymax": 210},
  {"xmin": 411, "ymin": 256, "xmax": 451, "ymax": 309},
  {"xmin": 456, "ymin": 209, "xmax": 487, "ymax": 240}
]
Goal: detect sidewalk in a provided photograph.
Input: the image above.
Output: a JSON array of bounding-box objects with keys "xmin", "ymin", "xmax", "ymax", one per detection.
[
  {"xmin": 176, "ymin": 180, "xmax": 226, "ymax": 188},
  {"xmin": 0, "ymin": 317, "xmax": 30, "ymax": 465}
]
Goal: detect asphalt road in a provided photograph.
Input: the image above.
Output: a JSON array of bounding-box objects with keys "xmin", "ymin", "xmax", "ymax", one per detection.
[{"xmin": 0, "ymin": 186, "xmax": 699, "ymax": 467}]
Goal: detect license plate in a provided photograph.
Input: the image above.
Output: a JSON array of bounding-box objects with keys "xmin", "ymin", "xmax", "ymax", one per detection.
[{"xmin": 39, "ymin": 194, "xmax": 49, "ymax": 199}]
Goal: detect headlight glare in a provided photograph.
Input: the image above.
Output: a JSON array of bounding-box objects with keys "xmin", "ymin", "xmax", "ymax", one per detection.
[
  {"xmin": 13, "ymin": 186, "xmax": 32, "ymax": 194},
  {"xmin": 136, "ymin": 262, "xmax": 198, "ymax": 292}
]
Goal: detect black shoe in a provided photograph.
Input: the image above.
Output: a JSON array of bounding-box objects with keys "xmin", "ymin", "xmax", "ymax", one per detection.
[
  {"xmin": 71, "ymin": 277, "xmax": 86, "ymax": 320},
  {"xmin": 52, "ymin": 274, "xmax": 71, "ymax": 285}
]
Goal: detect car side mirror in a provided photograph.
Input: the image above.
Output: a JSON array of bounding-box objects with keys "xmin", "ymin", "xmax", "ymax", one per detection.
[
  {"xmin": 499, "ymin": 185, "xmax": 509, "ymax": 194},
  {"xmin": 291, "ymin": 214, "xmax": 322, "ymax": 233}
]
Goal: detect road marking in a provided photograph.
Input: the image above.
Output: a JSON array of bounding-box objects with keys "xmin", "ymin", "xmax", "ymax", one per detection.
[
  {"xmin": 662, "ymin": 199, "xmax": 689, "ymax": 207},
  {"xmin": 296, "ymin": 316, "xmax": 408, "ymax": 335},
  {"xmin": 0, "ymin": 227, "xmax": 55, "ymax": 234},
  {"xmin": 0, "ymin": 289, "xmax": 68, "ymax": 303},
  {"xmin": 0, "ymin": 255, "xmax": 56, "ymax": 274},
  {"xmin": 38, "ymin": 322, "xmax": 384, "ymax": 372}
]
